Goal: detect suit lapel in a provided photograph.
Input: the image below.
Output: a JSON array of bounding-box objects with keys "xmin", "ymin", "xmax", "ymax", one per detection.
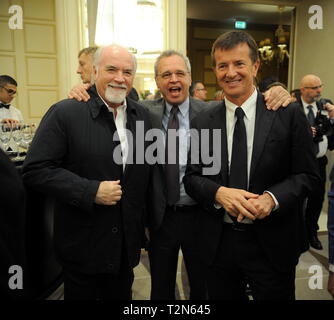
[
  {"xmin": 209, "ymin": 102, "xmax": 229, "ymax": 185},
  {"xmin": 150, "ymin": 99, "xmax": 165, "ymax": 129},
  {"xmin": 189, "ymin": 97, "xmax": 202, "ymax": 121},
  {"xmin": 249, "ymin": 93, "xmax": 276, "ymax": 182}
]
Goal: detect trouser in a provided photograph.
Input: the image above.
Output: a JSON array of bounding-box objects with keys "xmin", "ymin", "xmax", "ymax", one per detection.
[
  {"xmin": 207, "ymin": 223, "xmax": 296, "ymax": 300},
  {"xmin": 305, "ymin": 156, "xmax": 327, "ymax": 237},
  {"xmin": 148, "ymin": 205, "xmax": 207, "ymax": 300}
]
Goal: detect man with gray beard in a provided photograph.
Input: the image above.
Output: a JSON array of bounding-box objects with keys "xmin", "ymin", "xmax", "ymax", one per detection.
[{"xmin": 22, "ymin": 45, "xmax": 153, "ymax": 300}]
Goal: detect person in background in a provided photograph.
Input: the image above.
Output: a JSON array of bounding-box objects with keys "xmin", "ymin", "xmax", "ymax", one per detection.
[
  {"xmin": 290, "ymin": 88, "xmax": 301, "ymax": 103},
  {"xmin": 189, "ymin": 81, "xmax": 207, "ymax": 101},
  {"xmin": 298, "ymin": 74, "xmax": 334, "ymax": 250},
  {"xmin": 258, "ymin": 76, "xmax": 287, "ymax": 94},
  {"xmin": 22, "ymin": 45, "xmax": 152, "ymax": 300},
  {"xmin": 0, "ymin": 75, "xmax": 23, "ymax": 125},
  {"xmin": 214, "ymin": 89, "xmax": 224, "ymax": 101},
  {"xmin": 76, "ymin": 46, "xmax": 99, "ymax": 84}
]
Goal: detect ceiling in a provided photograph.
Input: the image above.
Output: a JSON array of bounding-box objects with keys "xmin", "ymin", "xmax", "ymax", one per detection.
[{"xmin": 187, "ymin": 0, "xmax": 295, "ymax": 26}]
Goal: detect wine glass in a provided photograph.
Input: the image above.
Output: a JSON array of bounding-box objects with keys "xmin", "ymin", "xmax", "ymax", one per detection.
[
  {"xmin": 11, "ymin": 123, "xmax": 23, "ymax": 161},
  {"xmin": 21, "ymin": 123, "xmax": 33, "ymax": 150},
  {"xmin": 0, "ymin": 123, "xmax": 13, "ymax": 154}
]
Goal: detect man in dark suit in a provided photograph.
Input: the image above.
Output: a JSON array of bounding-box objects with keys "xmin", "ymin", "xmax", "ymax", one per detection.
[
  {"xmin": 22, "ymin": 45, "xmax": 152, "ymax": 300},
  {"xmin": 0, "ymin": 149, "xmax": 26, "ymax": 300},
  {"xmin": 298, "ymin": 74, "xmax": 334, "ymax": 250},
  {"xmin": 183, "ymin": 31, "xmax": 319, "ymax": 300}
]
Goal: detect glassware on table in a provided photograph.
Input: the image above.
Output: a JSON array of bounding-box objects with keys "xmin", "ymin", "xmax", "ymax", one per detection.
[
  {"xmin": 21, "ymin": 123, "xmax": 33, "ymax": 150},
  {"xmin": 11, "ymin": 123, "xmax": 23, "ymax": 161},
  {"xmin": 0, "ymin": 123, "xmax": 13, "ymax": 154}
]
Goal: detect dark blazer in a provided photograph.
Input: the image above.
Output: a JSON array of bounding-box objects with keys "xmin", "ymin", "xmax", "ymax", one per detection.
[
  {"xmin": 139, "ymin": 97, "xmax": 218, "ymax": 231},
  {"xmin": 183, "ymin": 92, "xmax": 320, "ymax": 272},
  {"xmin": 22, "ymin": 86, "xmax": 152, "ymax": 275},
  {"xmin": 0, "ymin": 150, "xmax": 26, "ymax": 299},
  {"xmin": 296, "ymin": 99, "xmax": 334, "ymax": 151}
]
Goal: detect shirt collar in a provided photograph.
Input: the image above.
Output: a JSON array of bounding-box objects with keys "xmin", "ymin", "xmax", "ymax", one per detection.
[
  {"xmin": 165, "ymin": 96, "xmax": 189, "ymax": 118},
  {"xmin": 225, "ymin": 87, "xmax": 258, "ymax": 120},
  {"xmin": 301, "ymin": 97, "xmax": 317, "ymax": 109}
]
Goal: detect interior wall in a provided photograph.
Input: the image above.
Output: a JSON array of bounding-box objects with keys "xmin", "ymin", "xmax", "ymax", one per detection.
[
  {"xmin": 293, "ymin": 0, "xmax": 334, "ymax": 99},
  {"xmin": 0, "ymin": 0, "xmax": 83, "ymax": 124},
  {"xmin": 292, "ymin": 0, "xmax": 334, "ymax": 214}
]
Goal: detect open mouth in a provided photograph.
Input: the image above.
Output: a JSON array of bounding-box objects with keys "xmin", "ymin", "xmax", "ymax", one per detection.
[{"xmin": 168, "ymin": 86, "xmax": 182, "ymax": 95}]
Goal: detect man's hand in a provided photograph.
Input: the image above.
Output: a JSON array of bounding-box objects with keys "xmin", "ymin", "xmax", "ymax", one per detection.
[
  {"xmin": 324, "ymin": 102, "xmax": 334, "ymax": 119},
  {"xmin": 215, "ymin": 186, "xmax": 259, "ymax": 221},
  {"xmin": 1, "ymin": 118, "xmax": 20, "ymax": 125},
  {"xmin": 247, "ymin": 192, "xmax": 275, "ymax": 220},
  {"xmin": 95, "ymin": 180, "xmax": 122, "ymax": 205},
  {"xmin": 68, "ymin": 83, "xmax": 92, "ymax": 102},
  {"xmin": 264, "ymin": 85, "xmax": 292, "ymax": 110},
  {"xmin": 328, "ymin": 271, "xmax": 334, "ymax": 298}
]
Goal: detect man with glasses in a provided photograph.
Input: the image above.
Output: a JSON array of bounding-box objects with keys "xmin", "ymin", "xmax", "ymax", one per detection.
[
  {"xmin": 189, "ymin": 81, "xmax": 207, "ymax": 101},
  {"xmin": 299, "ymin": 74, "xmax": 334, "ymax": 250},
  {"xmin": 0, "ymin": 75, "xmax": 23, "ymax": 125}
]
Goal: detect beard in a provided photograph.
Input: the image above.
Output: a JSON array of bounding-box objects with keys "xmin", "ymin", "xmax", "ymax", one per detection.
[{"xmin": 105, "ymin": 83, "xmax": 127, "ymax": 105}]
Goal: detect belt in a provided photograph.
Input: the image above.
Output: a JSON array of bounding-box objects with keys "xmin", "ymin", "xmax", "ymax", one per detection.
[
  {"xmin": 223, "ymin": 222, "xmax": 254, "ymax": 232},
  {"xmin": 166, "ymin": 204, "xmax": 199, "ymax": 212}
]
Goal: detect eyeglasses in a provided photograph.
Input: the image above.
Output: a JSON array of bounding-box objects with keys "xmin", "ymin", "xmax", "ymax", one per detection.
[
  {"xmin": 0, "ymin": 86, "xmax": 17, "ymax": 95},
  {"xmin": 303, "ymin": 85, "xmax": 323, "ymax": 90},
  {"xmin": 157, "ymin": 71, "xmax": 189, "ymax": 80}
]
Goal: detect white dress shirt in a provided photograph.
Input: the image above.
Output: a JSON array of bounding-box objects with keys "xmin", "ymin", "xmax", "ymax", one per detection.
[
  {"xmin": 0, "ymin": 102, "xmax": 24, "ymax": 151},
  {"xmin": 223, "ymin": 88, "xmax": 278, "ymax": 223},
  {"xmin": 301, "ymin": 98, "xmax": 327, "ymax": 158},
  {"xmin": 98, "ymin": 94, "xmax": 128, "ymax": 171}
]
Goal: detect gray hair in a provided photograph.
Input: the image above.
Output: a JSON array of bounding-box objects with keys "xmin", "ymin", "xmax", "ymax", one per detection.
[
  {"xmin": 154, "ymin": 50, "xmax": 191, "ymax": 77},
  {"xmin": 78, "ymin": 46, "xmax": 98, "ymax": 58},
  {"xmin": 93, "ymin": 44, "xmax": 137, "ymax": 73}
]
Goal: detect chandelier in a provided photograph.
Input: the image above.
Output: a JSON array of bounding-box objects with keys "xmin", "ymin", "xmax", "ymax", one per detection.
[{"xmin": 258, "ymin": 6, "xmax": 290, "ymax": 64}]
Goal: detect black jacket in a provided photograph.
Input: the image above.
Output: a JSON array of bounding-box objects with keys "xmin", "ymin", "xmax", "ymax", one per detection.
[
  {"xmin": 22, "ymin": 86, "xmax": 152, "ymax": 274},
  {"xmin": 183, "ymin": 93, "xmax": 320, "ymax": 271}
]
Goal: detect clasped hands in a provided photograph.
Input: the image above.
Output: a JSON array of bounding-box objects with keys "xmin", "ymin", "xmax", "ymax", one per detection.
[
  {"xmin": 215, "ymin": 186, "xmax": 275, "ymax": 222},
  {"xmin": 95, "ymin": 180, "xmax": 122, "ymax": 205}
]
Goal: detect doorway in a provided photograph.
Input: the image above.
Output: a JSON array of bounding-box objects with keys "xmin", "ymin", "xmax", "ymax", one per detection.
[{"xmin": 187, "ymin": 0, "xmax": 295, "ymax": 100}]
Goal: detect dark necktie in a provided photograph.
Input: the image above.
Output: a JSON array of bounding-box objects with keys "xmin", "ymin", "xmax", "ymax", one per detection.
[
  {"xmin": 229, "ymin": 107, "xmax": 248, "ymax": 190},
  {"xmin": 307, "ymin": 105, "xmax": 319, "ymax": 154},
  {"xmin": 228, "ymin": 108, "xmax": 248, "ymax": 222},
  {"xmin": 307, "ymin": 105, "xmax": 315, "ymax": 126},
  {"xmin": 0, "ymin": 103, "xmax": 10, "ymax": 109},
  {"xmin": 165, "ymin": 105, "xmax": 180, "ymax": 205}
]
